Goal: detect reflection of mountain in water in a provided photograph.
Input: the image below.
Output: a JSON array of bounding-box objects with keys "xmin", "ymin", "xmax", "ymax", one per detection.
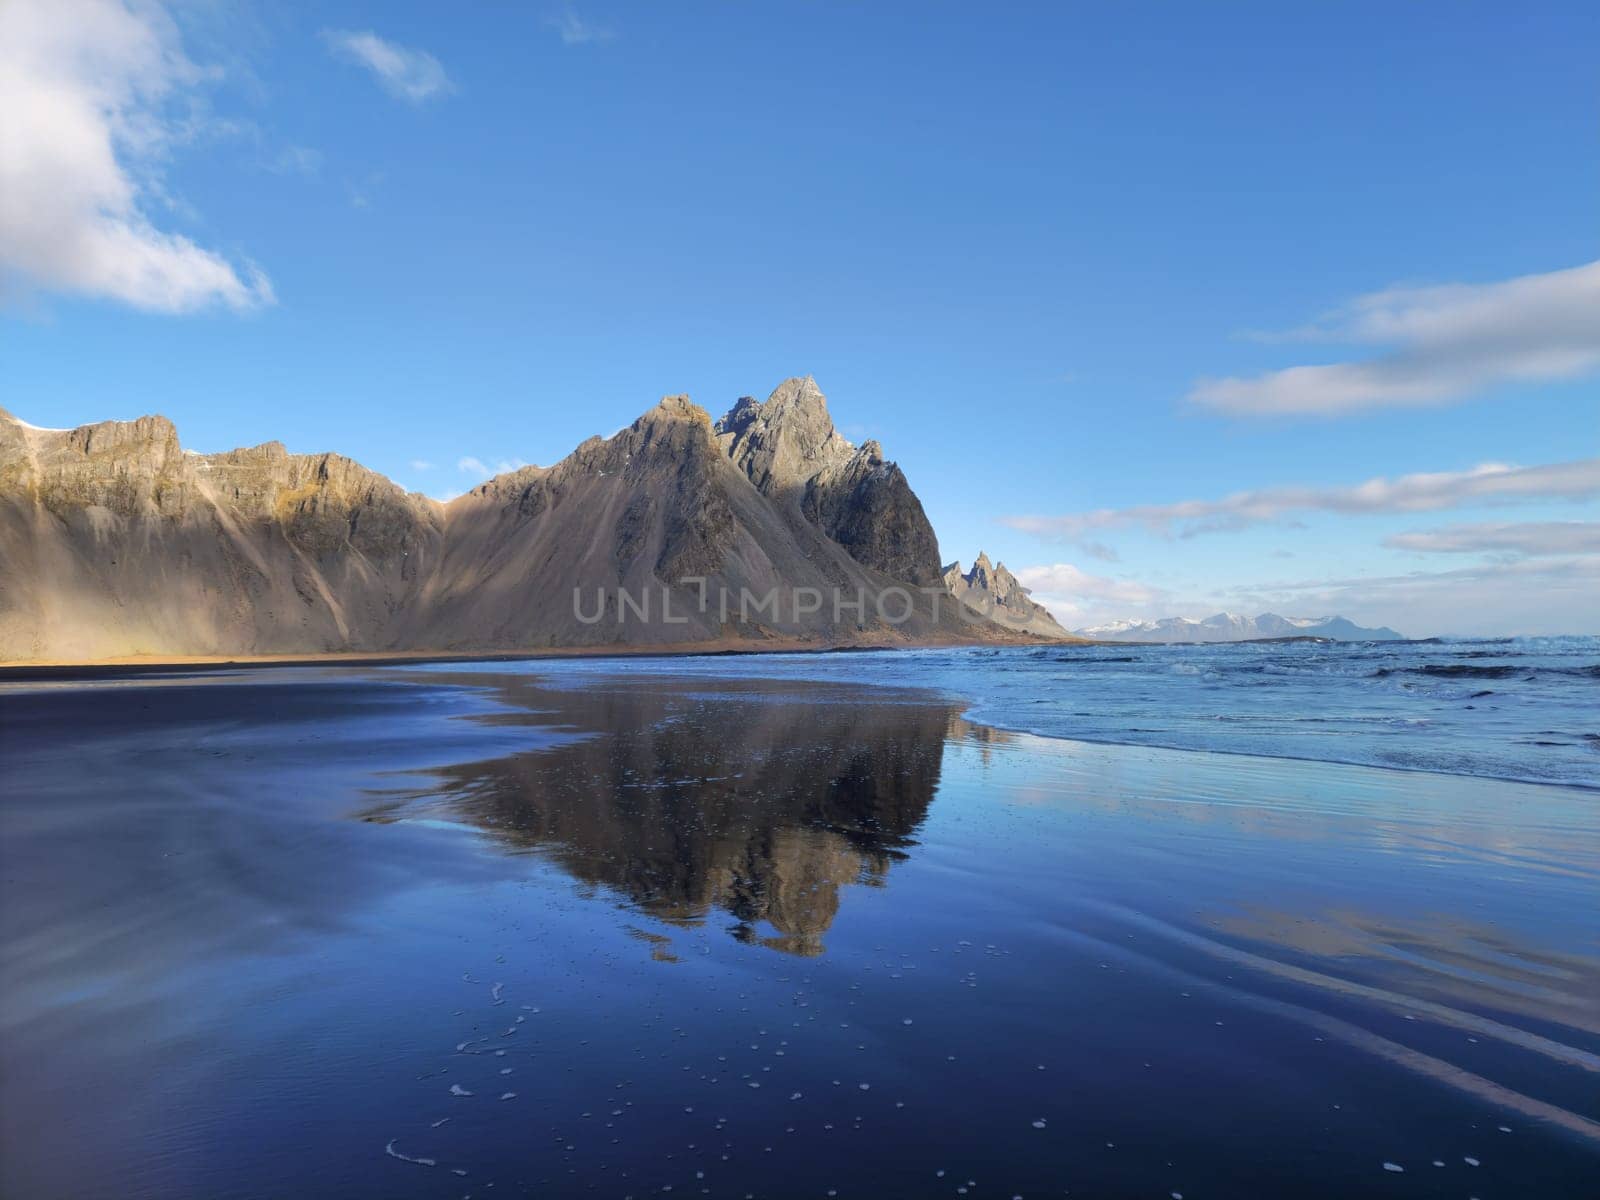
[{"xmin": 376, "ymin": 674, "xmax": 958, "ymax": 956}]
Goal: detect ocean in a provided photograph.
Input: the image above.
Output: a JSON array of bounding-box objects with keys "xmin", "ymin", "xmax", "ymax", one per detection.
[
  {"xmin": 485, "ymin": 636, "xmax": 1600, "ymax": 789},
  {"xmin": 1, "ymin": 640, "xmax": 1596, "ymax": 1197}
]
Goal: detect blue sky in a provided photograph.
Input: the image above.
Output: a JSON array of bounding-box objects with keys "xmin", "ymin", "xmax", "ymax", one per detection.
[{"xmin": 3, "ymin": 1, "xmax": 1597, "ymax": 635}]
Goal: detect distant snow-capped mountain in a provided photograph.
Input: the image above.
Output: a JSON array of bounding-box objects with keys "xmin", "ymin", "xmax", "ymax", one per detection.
[{"xmin": 1074, "ymin": 612, "xmax": 1404, "ymax": 643}]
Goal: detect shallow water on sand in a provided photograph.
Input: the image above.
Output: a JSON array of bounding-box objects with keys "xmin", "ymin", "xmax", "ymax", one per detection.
[{"xmin": 1, "ymin": 665, "xmax": 1597, "ymax": 1198}]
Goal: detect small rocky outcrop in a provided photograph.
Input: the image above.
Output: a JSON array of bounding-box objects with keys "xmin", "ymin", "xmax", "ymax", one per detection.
[{"xmin": 944, "ymin": 552, "xmax": 1072, "ymax": 640}]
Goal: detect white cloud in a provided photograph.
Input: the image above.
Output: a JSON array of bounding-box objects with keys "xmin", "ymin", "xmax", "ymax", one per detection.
[
  {"xmin": 546, "ymin": 7, "xmax": 614, "ymax": 45},
  {"xmin": 1011, "ymin": 563, "xmax": 1170, "ymax": 625},
  {"xmin": 1004, "ymin": 458, "xmax": 1600, "ymax": 541},
  {"xmin": 0, "ymin": 0, "xmax": 272, "ymax": 313},
  {"xmin": 322, "ymin": 30, "xmax": 452, "ymax": 103},
  {"xmin": 1385, "ymin": 521, "xmax": 1600, "ymax": 557},
  {"xmin": 410, "ymin": 459, "xmax": 436, "ymax": 471},
  {"xmin": 1190, "ymin": 260, "xmax": 1600, "ymax": 416}
]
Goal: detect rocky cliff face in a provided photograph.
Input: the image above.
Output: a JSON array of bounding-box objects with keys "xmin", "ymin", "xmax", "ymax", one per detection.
[
  {"xmin": 0, "ymin": 381, "xmax": 1020, "ymax": 661},
  {"xmin": 0, "ymin": 409, "xmax": 444, "ymax": 661},
  {"xmin": 943, "ymin": 552, "xmax": 1073, "ymax": 640},
  {"xmin": 717, "ymin": 377, "xmax": 942, "ymax": 585}
]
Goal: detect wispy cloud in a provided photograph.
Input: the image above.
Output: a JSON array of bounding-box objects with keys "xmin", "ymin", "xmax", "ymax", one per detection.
[
  {"xmin": 1385, "ymin": 521, "xmax": 1600, "ymax": 558},
  {"xmin": 322, "ymin": 30, "xmax": 452, "ymax": 103},
  {"xmin": 546, "ymin": 7, "xmax": 614, "ymax": 45},
  {"xmin": 1190, "ymin": 260, "xmax": 1600, "ymax": 416},
  {"xmin": 0, "ymin": 0, "xmax": 273, "ymax": 314},
  {"xmin": 343, "ymin": 171, "xmax": 385, "ymax": 210},
  {"xmin": 457, "ymin": 455, "xmax": 529, "ymax": 479},
  {"xmin": 1004, "ymin": 458, "xmax": 1600, "ymax": 542},
  {"xmin": 410, "ymin": 459, "xmax": 435, "ymax": 471},
  {"xmin": 264, "ymin": 144, "xmax": 321, "ymax": 176}
]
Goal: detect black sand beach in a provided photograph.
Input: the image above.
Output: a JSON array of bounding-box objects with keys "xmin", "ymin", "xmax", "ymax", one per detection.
[{"xmin": 2, "ymin": 665, "xmax": 1597, "ymax": 1198}]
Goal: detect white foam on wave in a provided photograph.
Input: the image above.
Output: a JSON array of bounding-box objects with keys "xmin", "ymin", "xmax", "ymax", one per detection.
[{"xmin": 384, "ymin": 1140, "xmax": 436, "ymax": 1167}]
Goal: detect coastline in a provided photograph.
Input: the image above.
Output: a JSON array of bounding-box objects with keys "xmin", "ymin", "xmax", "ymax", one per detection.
[
  {"xmin": 331, "ymin": 637, "xmax": 1597, "ymax": 793},
  {"xmin": 0, "ymin": 632, "xmax": 1073, "ymax": 681},
  {"xmin": 7, "ymin": 636, "xmax": 1593, "ymax": 792}
]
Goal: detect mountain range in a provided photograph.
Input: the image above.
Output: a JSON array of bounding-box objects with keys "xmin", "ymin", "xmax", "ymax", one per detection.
[
  {"xmin": 0, "ymin": 378, "xmax": 1032, "ymax": 662},
  {"xmin": 1073, "ymin": 613, "xmax": 1405, "ymax": 643}
]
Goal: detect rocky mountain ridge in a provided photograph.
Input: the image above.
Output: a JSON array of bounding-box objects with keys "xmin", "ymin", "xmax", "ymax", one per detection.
[
  {"xmin": 0, "ymin": 379, "xmax": 1025, "ymax": 662},
  {"xmin": 943, "ymin": 552, "xmax": 1073, "ymax": 640}
]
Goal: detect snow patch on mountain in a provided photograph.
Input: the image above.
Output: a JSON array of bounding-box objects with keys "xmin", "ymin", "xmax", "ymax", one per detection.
[{"xmin": 1074, "ymin": 612, "xmax": 1403, "ymax": 642}]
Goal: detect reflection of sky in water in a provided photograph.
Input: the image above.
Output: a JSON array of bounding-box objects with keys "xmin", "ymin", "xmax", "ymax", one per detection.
[{"xmin": 1, "ymin": 667, "xmax": 1596, "ymax": 1198}]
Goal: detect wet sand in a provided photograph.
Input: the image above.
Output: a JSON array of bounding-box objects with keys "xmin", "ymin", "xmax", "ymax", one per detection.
[{"xmin": 1, "ymin": 666, "xmax": 1596, "ymax": 1198}]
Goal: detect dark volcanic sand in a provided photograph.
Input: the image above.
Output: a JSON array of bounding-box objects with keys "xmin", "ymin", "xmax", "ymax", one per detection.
[{"xmin": 1, "ymin": 666, "xmax": 1597, "ymax": 1198}]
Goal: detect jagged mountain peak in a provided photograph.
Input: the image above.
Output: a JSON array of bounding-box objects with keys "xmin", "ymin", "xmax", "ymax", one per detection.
[
  {"xmin": 716, "ymin": 377, "xmax": 853, "ymax": 493},
  {"xmin": 643, "ymin": 393, "xmax": 714, "ymax": 427},
  {"xmin": 763, "ymin": 374, "xmax": 829, "ymax": 417},
  {"xmin": 461, "ymin": 394, "xmax": 722, "ymax": 504},
  {"xmin": 713, "ymin": 394, "xmax": 761, "ymax": 436},
  {"xmin": 943, "ymin": 552, "xmax": 1071, "ymax": 641},
  {"xmin": 713, "ymin": 378, "xmax": 940, "ymax": 586},
  {"xmin": 713, "ymin": 377, "xmax": 832, "ymax": 437},
  {"xmin": 957, "ymin": 552, "xmax": 1023, "ymax": 597}
]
